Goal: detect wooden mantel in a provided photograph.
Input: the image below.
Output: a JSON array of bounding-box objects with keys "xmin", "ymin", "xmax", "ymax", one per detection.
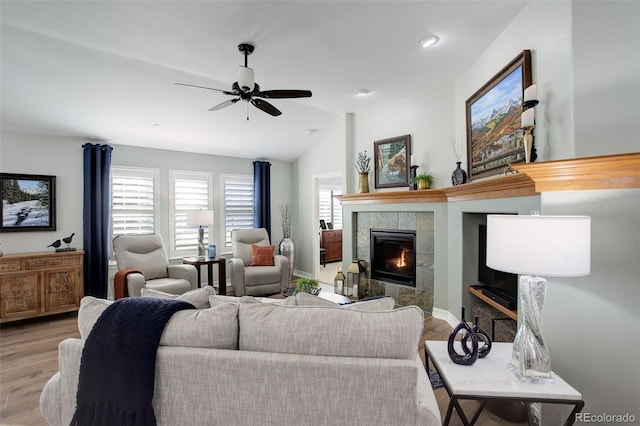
[{"xmin": 338, "ymin": 153, "xmax": 640, "ymax": 204}]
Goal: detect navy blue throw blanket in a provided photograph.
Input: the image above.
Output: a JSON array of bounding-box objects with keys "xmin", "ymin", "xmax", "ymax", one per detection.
[{"xmin": 71, "ymin": 298, "xmax": 195, "ymax": 426}]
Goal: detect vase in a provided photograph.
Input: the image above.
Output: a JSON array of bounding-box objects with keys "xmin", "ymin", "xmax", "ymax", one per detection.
[
  {"xmin": 358, "ymin": 172, "xmax": 369, "ymax": 194},
  {"xmin": 417, "ymin": 179, "xmax": 429, "ymax": 190},
  {"xmin": 447, "ymin": 306, "xmax": 479, "ymax": 366},
  {"xmin": 279, "ymin": 237, "xmax": 295, "ymax": 280},
  {"xmin": 451, "ymin": 162, "xmax": 467, "ymax": 186}
]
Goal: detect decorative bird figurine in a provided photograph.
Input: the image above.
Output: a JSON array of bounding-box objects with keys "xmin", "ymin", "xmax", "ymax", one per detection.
[
  {"xmin": 47, "ymin": 240, "xmax": 61, "ymax": 249},
  {"xmin": 63, "ymin": 233, "xmax": 75, "ymax": 248}
]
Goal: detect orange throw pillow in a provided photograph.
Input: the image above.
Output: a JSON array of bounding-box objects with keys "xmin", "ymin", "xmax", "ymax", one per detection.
[{"xmin": 250, "ymin": 244, "xmax": 275, "ymax": 266}]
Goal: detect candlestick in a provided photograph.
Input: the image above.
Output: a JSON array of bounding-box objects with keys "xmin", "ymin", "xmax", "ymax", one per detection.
[{"xmin": 410, "ymin": 154, "xmax": 416, "ymax": 166}]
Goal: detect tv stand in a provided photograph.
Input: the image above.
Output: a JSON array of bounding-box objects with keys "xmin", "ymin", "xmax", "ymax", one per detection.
[{"xmin": 468, "ymin": 285, "xmax": 517, "ymax": 321}]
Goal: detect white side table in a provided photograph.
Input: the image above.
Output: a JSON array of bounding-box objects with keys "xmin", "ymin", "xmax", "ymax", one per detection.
[{"xmin": 424, "ymin": 340, "xmax": 584, "ymax": 425}]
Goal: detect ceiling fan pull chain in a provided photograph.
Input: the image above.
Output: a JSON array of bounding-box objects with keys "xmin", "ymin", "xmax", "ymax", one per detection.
[{"xmin": 247, "ymin": 103, "xmax": 250, "ymax": 121}]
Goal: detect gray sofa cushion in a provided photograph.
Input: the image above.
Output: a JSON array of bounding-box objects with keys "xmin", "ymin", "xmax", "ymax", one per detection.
[
  {"xmin": 238, "ymin": 301, "xmax": 423, "ymax": 360},
  {"xmin": 209, "ymin": 295, "xmax": 297, "ymax": 307},
  {"xmin": 78, "ymin": 296, "xmax": 239, "ymax": 349},
  {"xmin": 141, "ymin": 285, "xmax": 216, "ymax": 309}
]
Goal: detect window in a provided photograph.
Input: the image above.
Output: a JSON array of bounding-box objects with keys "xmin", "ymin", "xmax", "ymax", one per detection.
[
  {"xmin": 222, "ymin": 174, "xmax": 254, "ymax": 247},
  {"xmin": 111, "ymin": 167, "xmax": 157, "ymax": 238},
  {"xmin": 319, "ymin": 186, "xmax": 342, "ymax": 229},
  {"xmin": 170, "ymin": 171, "xmax": 212, "ymax": 257}
]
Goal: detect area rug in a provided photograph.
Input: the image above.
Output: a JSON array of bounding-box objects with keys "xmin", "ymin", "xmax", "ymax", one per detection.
[{"xmin": 428, "ymin": 369, "xmax": 443, "ymax": 390}]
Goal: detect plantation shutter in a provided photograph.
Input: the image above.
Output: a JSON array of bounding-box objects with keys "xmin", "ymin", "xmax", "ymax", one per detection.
[
  {"xmin": 111, "ymin": 167, "xmax": 156, "ymax": 237},
  {"xmin": 171, "ymin": 171, "xmax": 210, "ymax": 255},
  {"xmin": 319, "ymin": 186, "xmax": 342, "ymax": 230},
  {"xmin": 224, "ymin": 174, "xmax": 254, "ymax": 246}
]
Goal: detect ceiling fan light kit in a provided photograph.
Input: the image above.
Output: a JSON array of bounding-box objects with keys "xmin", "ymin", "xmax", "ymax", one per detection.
[{"xmin": 176, "ymin": 42, "xmax": 312, "ymax": 119}]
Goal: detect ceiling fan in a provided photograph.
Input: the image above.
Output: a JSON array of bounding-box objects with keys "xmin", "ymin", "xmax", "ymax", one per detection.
[{"xmin": 176, "ymin": 43, "xmax": 312, "ymax": 119}]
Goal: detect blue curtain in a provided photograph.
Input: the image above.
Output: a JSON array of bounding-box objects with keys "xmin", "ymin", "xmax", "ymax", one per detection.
[
  {"xmin": 83, "ymin": 143, "xmax": 113, "ymax": 298},
  {"xmin": 253, "ymin": 161, "xmax": 271, "ymax": 238}
]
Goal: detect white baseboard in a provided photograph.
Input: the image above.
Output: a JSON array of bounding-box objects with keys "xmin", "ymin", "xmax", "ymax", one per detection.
[{"xmin": 432, "ymin": 307, "xmax": 458, "ymax": 329}]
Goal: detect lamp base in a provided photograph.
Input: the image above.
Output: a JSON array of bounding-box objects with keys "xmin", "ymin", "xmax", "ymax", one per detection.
[
  {"xmin": 197, "ymin": 227, "xmax": 205, "ymax": 257},
  {"xmin": 510, "ymin": 275, "xmax": 553, "ymax": 383}
]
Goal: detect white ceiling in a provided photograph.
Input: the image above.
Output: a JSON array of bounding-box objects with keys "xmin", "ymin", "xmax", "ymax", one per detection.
[{"xmin": 1, "ymin": 1, "xmax": 527, "ymax": 162}]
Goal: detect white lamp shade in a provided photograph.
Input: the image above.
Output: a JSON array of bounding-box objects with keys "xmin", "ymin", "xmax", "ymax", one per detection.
[
  {"xmin": 238, "ymin": 66, "xmax": 255, "ymax": 92},
  {"xmin": 186, "ymin": 210, "xmax": 214, "ymax": 226},
  {"xmin": 486, "ymin": 214, "xmax": 591, "ymax": 277}
]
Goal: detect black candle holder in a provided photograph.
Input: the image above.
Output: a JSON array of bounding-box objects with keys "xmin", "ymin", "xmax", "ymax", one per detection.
[{"xmin": 409, "ymin": 165, "xmax": 419, "ymax": 190}]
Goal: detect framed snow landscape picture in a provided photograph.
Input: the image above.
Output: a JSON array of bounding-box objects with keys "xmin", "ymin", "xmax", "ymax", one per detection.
[
  {"xmin": 1, "ymin": 173, "xmax": 56, "ymax": 232},
  {"xmin": 465, "ymin": 50, "xmax": 531, "ymax": 181}
]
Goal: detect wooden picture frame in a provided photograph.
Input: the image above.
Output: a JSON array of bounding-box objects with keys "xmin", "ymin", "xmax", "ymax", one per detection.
[
  {"xmin": 465, "ymin": 50, "xmax": 532, "ymax": 181},
  {"xmin": 1, "ymin": 173, "xmax": 56, "ymax": 232},
  {"xmin": 374, "ymin": 134, "xmax": 411, "ymax": 189}
]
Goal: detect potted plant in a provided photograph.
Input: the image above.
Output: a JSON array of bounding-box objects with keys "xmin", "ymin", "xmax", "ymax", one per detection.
[
  {"xmin": 295, "ymin": 277, "xmax": 320, "ymax": 295},
  {"xmin": 414, "ymin": 173, "xmax": 434, "ymax": 190},
  {"xmin": 355, "ymin": 150, "xmax": 371, "ymax": 193}
]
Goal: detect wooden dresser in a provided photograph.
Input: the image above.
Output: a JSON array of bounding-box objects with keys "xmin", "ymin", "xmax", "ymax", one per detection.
[
  {"xmin": 320, "ymin": 229, "xmax": 342, "ymax": 263},
  {"xmin": 0, "ymin": 251, "xmax": 84, "ymax": 323}
]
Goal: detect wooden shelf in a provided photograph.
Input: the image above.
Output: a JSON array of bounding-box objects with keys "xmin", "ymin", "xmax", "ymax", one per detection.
[
  {"xmin": 468, "ymin": 286, "xmax": 517, "ymax": 321},
  {"xmin": 337, "ymin": 153, "xmax": 640, "ymax": 205}
]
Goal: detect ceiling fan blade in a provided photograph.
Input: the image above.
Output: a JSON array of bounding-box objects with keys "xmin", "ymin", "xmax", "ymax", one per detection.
[
  {"xmin": 258, "ymin": 89, "xmax": 312, "ymax": 99},
  {"xmin": 175, "ymin": 82, "xmax": 236, "ymax": 96},
  {"xmin": 208, "ymin": 98, "xmax": 240, "ymax": 111},
  {"xmin": 251, "ymin": 99, "xmax": 282, "ymax": 116}
]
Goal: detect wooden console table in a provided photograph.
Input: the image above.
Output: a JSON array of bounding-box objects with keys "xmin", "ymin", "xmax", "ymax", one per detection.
[{"xmin": 0, "ymin": 251, "xmax": 84, "ymax": 323}]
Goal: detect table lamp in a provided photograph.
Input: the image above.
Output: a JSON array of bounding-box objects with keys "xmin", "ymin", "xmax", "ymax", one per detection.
[
  {"xmin": 486, "ymin": 213, "xmax": 590, "ymax": 383},
  {"xmin": 187, "ymin": 210, "xmax": 214, "ymax": 257}
]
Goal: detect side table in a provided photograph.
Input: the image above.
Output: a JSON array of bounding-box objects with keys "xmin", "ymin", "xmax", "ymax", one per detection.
[
  {"xmin": 182, "ymin": 257, "xmax": 227, "ymax": 295},
  {"xmin": 424, "ymin": 340, "xmax": 584, "ymax": 425}
]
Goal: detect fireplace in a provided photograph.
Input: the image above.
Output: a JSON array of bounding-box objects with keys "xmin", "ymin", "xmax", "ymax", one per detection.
[{"xmin": 370, "ymin": 229, "xmax": 416, "ymax": 286}]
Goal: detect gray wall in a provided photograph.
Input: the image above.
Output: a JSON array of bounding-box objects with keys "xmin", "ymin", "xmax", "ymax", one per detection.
[{"xmin": 0, "ymin": 133, "xmax": 294, "ymax": 255}]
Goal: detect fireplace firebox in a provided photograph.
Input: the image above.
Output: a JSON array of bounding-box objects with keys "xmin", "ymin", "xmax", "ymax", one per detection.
[{"xmin": 370, "ymin": 229, "xmax": 416, "ymax": 286}]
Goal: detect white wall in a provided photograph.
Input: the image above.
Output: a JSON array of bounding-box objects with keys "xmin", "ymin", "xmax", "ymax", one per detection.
[
  {"xmin": 354, "ymin": 86, "xmax": 455, "ymax": 191},
  {"xmin": 572, "ymin": 1, "xmax": 640, "ymax": 156},
  {"xmin": 294, "ymin": 117, "xmax": 346, "ymax": 276},
  {"xmin": 1, "ymin": 133, "xmax": 84, "ymax": 252},
  {"xmin": 542, "ymin": 189, "xmax": 640, "ymax": 420},
  {"xmin": 455, "ymin": 0, "xmax": 574, "ymax": 162},
  {"xmin": 0, "ymin": 132, "xmax": 294, "ymax": 255}
]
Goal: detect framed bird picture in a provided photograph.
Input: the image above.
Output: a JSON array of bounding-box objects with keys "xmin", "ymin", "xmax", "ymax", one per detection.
[{"xmin": 0, "ymin": 173, "xmax": 56, "ymax": 232}]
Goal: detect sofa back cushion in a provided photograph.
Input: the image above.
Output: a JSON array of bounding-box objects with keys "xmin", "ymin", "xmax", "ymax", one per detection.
[
  {"xmin": 78, "ymin": 296, "xmax": 239, "ymax": 349},
  {"xmin": 238, "ymin": 301, "xmax": 423, "ymax": 360}
]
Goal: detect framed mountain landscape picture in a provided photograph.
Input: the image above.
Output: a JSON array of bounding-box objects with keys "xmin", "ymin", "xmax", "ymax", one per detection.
[
  {"xmin": 465, "ymin": 50, "xmax": 532, "ymax": 181},
  {"xmin": 1, "ymin": 173, "xmax": 56, "ymax": 232}
]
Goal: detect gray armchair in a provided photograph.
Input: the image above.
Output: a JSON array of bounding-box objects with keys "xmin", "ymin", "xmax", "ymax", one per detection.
[
  {"xmin": 229, "ymin": 228, "xmax": 289, "ymax": 297},
  {"xmin": 112, "ymin": 234, "xmax": 198, "ymax": 298}
]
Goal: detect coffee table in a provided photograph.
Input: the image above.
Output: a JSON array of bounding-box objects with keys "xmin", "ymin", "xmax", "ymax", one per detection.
[{"xmin": 424, "ymin": 340, "xmax": 584, "ymax": 425}]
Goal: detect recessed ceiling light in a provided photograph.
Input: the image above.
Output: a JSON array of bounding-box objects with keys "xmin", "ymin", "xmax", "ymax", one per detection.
[
  {"xmin": 354, "ymin": 89, "xmax": 371, "ymax": 96},
  {"xmin": 306, "ymin": 129, "xmax": 318, "ymax": 135},
  {"xmin": 417, "ymin": 34, "xmax": 439, "ymax": 49}
]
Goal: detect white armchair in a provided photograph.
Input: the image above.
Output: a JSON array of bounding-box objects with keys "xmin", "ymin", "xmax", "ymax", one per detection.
[
  {"xmin": 229, "ymin": 228, "xmax": 289, "ymax": 297},
  {"xmin": 112, "ymin": 234, "xmax": 198, "ymax": 298}
]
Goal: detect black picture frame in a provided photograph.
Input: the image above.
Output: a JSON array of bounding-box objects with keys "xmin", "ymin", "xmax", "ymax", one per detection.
[
  {"xmin": 319, "ymin": 219, "xmax": 327, "ymax": 230},
  {"xmin": 374, "ymin": 134, "xmax": 411, "ymax": 189},
  {"xmin": 327, "ymin": 222, "xmax": 333, "ymax": 230},
  {"xmin": 0, "ymin": 173, "xmax": 56, "ymax": 232},
  {"xmin": 465, "ymin": 50, "xmax": 532, "ymax": 181}
]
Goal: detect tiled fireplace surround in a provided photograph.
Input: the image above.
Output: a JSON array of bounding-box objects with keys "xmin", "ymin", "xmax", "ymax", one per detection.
[{"xmin": 354, "ymin": 211, "xmax": 435, "ymax": 313}]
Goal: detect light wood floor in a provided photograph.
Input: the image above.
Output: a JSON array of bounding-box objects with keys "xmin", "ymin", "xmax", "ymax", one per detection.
[{"xmin": 0, "ymin": 310, "xmax": 525, "ymax": 426}]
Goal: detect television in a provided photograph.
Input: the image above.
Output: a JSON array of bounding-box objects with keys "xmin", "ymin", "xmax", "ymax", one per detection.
[{"xmin": 478, "ymin": 224, "xmax": 518, "ymax": 308}]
